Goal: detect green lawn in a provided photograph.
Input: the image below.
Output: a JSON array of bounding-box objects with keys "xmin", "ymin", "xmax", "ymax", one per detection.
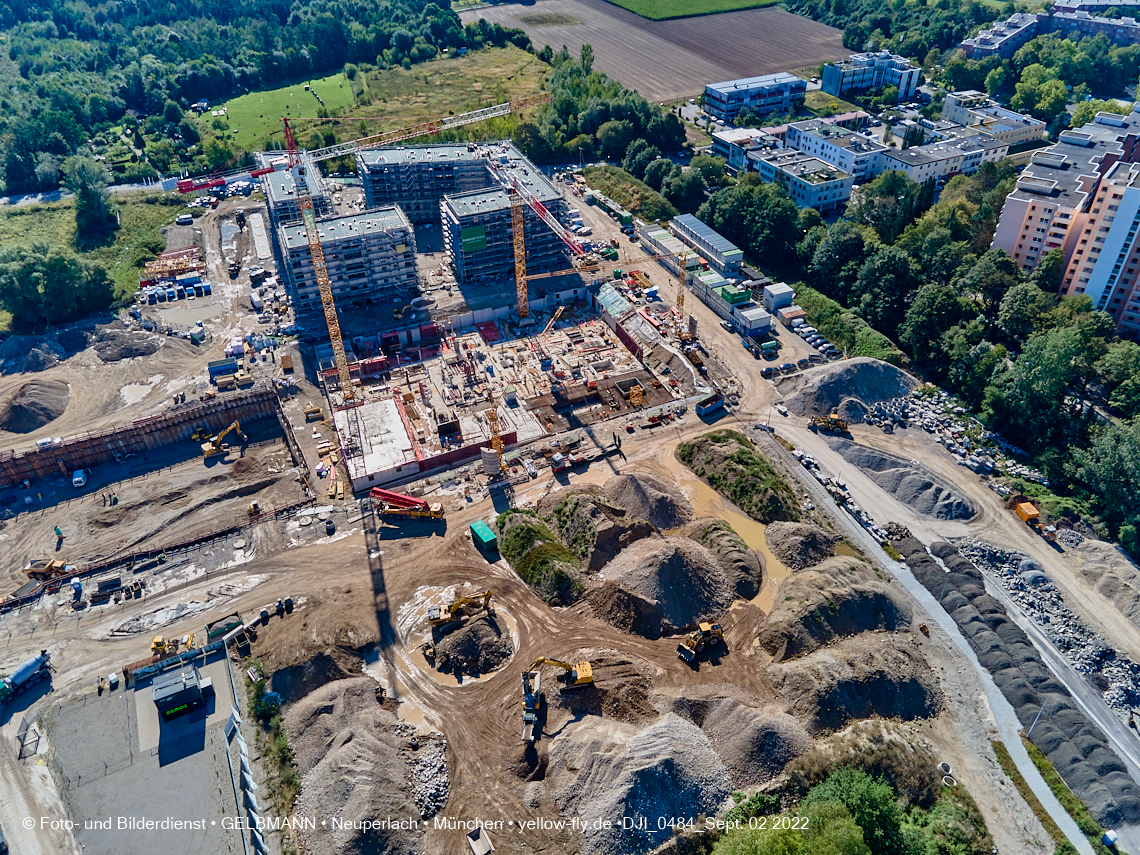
[
  {"xmin": 213, "ymin": 46, "xmax": 548, "ymax": 152},
  {"xmin": 582, "ymin": 165, "xmax": 677, "ymax": 222},
  {"xmin": 805, "ymin": 90, "xmax": 863, "ymax": 117},
  {"xmin": 599, "ymin": 0, "xmax": 780, "ymax": 19}
]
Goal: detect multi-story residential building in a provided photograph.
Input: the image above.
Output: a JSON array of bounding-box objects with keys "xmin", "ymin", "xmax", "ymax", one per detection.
[
  {"xmin": 785, "ymin": 119, "xmax": 888, "ymax": 182},
  {"xmin": 1050, "ymin": 10, "xmax": 1140, "ymax": 44},
  {"xmin": 747, "ymin": 148, "xmax": 853, "ymax": 212},
  {"xmin": 278, "ymin": 208, "xmax": 418, "ymax": 319},
  {"xmin": 261, "ymin": 153, "xmax": 330, "ymax": 228},
  {"xmin": 711, "ymin": 128, "xmax": 779, "ymax": 172},
  {"xmin": 941, "ymin": 91, "xmax": 1048, "ymax": 147},
  {"xmin": 960, "ymin": 12, "xmax": 1043, "ymax": 58},
  {"xmin": 821, "ymin": 52, "xmax": 920, "ymax": 102},
  {"xmin": 702, "ymin": 73, "xmax": 806, "ymax": 122},
  {"xmin": 671, "ymin": 214, "xmax": 744, "ymax": 276},
  {"xmin": 356, "ymin": 144, "xmax": 492, "ymax": 222},
  {"xmin": 877, "ymin": 135, "xmax": 1009, "ymax": 182}
]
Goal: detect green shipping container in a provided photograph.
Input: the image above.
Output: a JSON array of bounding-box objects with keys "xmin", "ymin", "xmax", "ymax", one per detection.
[{"xmin": 470, "ymin": 520, "xmax": 498, "ymax": 551}]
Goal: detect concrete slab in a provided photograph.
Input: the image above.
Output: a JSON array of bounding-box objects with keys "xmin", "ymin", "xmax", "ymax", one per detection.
[{"xmin": 136, "ymin": 658, "xmax": 234, "ymax": 753}]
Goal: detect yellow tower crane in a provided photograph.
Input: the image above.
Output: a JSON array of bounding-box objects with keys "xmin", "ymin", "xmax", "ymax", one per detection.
[
  {"xmin": 487, "ymin": 399, "xmax": 505, "ymax": 472},
  {"xmin": 510, "ymin": 191, "xmax": 529, "ymax": 319}
]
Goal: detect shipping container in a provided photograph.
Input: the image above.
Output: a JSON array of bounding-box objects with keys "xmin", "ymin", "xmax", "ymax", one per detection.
[
  {"xmin": 696, "ymin": 393, "xmax": 725, "ymax": 417},
  {"xmin": 470, "ymin": 520, "xmax": 498, "ymax": 552}
]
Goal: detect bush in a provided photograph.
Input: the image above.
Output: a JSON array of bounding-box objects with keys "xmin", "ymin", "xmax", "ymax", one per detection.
[
  {"xmin": 582, "ymin": 164, "xmax": 677, "ymax": 221},
  {"xmin": 795, "ymin": 284, "xmax": 906, "ymax": 365}
]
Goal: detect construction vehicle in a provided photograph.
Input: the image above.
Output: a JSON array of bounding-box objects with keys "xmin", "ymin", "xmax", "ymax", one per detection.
[
  {"xmin": 527, "ymin": 656, "xmax": 593, "ymax": 689},
  {"xmin": 809, "ymin": 413, "xmax": 848, "ymax": 433},
  {"xmin": 23, "ymin": 559, "xmax": 75, "ymax": 582},
  {"xmin": 151, "ymin": 635, "xmax": 167, "ymax": 654},
  {"xmin": 541, "ymin": 305, "xmax": 566, "ymax": 336},
  {"xmin": 369, "ymin": 487, "xmax": 445, "ymax": 519},
  {"xmin": 1014, "ymin": 502, "xmax": 1058, "ymax": 542},
  {"xmin": 677, "ymin": 622, "xmax": 725, "ymax": 663},
  {"xmin": 522, "ymin": 669, "xmax": 543, "ymax": 742},
  {"xmin": 0, "ymin": 650, "xmax": 51, "ymax": 703},
  {"xmin": 303, "ymin": 403, "xmax": 324, "ymax": 421},
  {"xmin": 201, "ymin": 420, "xmax": 246, "ymax": 457},
  {"xmin": 191, "ymin": 426, "xmax": 210, "ymax": 441},
  {"xmin": 247, "ymin": 500, "xmax": 261, "ymax": 517},
  {"xmin": 428, "ymin": 590, "xmax": 493, "ymax": 628}
]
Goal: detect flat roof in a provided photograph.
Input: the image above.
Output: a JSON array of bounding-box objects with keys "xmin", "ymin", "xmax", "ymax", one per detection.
[
  {"xmin": 281, "ymin": 207, "xmax": 410, "ymax": 250},
  {"xmin": 152, "ymin": 666, "xmax": 200, "ymax": 701},
  {"xmin": 358, "ymin": 144, "xmax": 483, "ymax": 167},
  {"xmin": 672, "ymin": 213, "xmax": 743, "ymax": 257},
  {"xmin": 265, "ymin": 167, "xmax": 323, "ymax": 204},
  {"xmin": 338, "ymin": 397, "xmax": 416, "ymax": 482},
  {"xmin": 705, "ymin": 72, "xmax": 803, "ymax": 95}
]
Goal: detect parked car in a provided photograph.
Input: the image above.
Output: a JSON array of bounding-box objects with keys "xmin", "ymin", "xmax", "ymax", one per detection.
[
  {"xmin": 808, "ymin": 354, "xmax": 826, "ymax": 363},
  {"xmin": 779, "ymin": 362, "xmax": 797, "ymax": 374},
  {"xmin": 797, "ymin": 358, "xmax": 812, "ymax": 369},
  {"xmin": 760, "ymin": 366, "xmax": 778, "ymax": 378},
  {"xmin": 720, "ymin": 320, "xmax": 734, "ymax": 331}
]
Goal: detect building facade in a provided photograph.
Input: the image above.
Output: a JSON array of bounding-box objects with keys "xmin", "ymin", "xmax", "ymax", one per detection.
[
  {"xmin": 703, "ymin": 73, "xmax": 807, "ymax": 122},
  {"xmin": 357, "ymin": 144, "xmax": 492, "ymax": 222},
  {"xmin": 261, "ymin": 153, "xmax": 330, "ymax": 229},
  {"xmin": 785, "ymin": 119, "xmax": 888, "ymax": 182},
  {"xmin": 670, "ymin": 213, "xmax": 744, "ymax": 276},
  {"xmin": 821, "ymin": 52, "xmax": 920, "ymax": 101},
  {"xmin": 960, "ymin": 12, "xmax": 1043, "ymax": 58},
  {"xmin": 747, "ymin": 149, "xmax": 853, "ymax": 212}
]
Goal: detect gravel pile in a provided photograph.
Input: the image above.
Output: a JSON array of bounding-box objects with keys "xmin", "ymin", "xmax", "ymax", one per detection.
[
  {"xmin": 765, "ymin": 521, "xmax": 837, "ymax": 570},
  {"xmin": 432, "ymin": 615, "xmax": 514, "ymax": 676},
  {"xmin": 682, "ymin": 517, "xmax": 765, "ymax": 599},
  {"xmin": 829, "ymin": 438, "xmax": 975, "ymax": 520},
  {"xmin": 698, "ymin": 699, "xmax": 813, "ymax": 787},
  {"xmin": 20, "ymin": 344, "xmax": 64, "ymax": 372},
  {"xmin": 597, "ymin": 536, "xmax": 734, "ymax": 636},
  {"xmin": 900, "ymin": 538, "xmax": 1140, "ymax": 826},
  {"xmin": 0, "ymin": 379, "xmax": 69, "ymax": 433},
  {"xmin": 93, "ymin": 321, "xmax": 162, "ymax": 362},
  {"xmin": 547, "ymin": 713, "xmax": 733, "ymax": 855},
  {"xmin": 1056, "ymin": 529, "xmax": 1085, "ymax": 549},
  {"xmin": 956, "ymin": 539, "xmax": 1140, "ymax": 712},
  {"xmin": 603, "ymin": 473, "xmax": 693, "ymax": 530},
  {"xmin": 409, "ymin": 738, "xmax": 449, "ymax": 818},
  {"xmin": 1064, "ymin": 538, "xmax": 1140, "ymax": 627},
  {"xmin": 285, "ymin": 678, "xmax": 438, "ymax": 854},
  {"xmin": 782, "ymin": 357, "xmax": 917, "ymax": 418}
]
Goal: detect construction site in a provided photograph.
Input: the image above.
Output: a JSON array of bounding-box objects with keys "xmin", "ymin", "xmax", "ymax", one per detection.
[{"xmin": 6, "ymin": 100, "xmax": 1140, "ymax": 855}]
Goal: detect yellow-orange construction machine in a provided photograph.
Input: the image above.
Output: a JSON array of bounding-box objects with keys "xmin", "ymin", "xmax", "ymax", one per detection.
[
  {"xmin": 677, "ymin": 622, "xmax": 725, "ymax": 663},
  {"xmin": 1014, "ymin": 502, "xmax": 1057, "ymax": 542},
  {"xmin": 201, "ymin": 420, "xmax": 247, "ymax": 457},
  {"xmin": 527, "ymin": 656, "xmax": 594, "ymax": 689},
  {"xmin": 809, "ymin": 413, "xmax": 848, "ymax": 433},
  {"xmin": 428, "ymin": 590, "xmax": 493, "ymax": 629}
]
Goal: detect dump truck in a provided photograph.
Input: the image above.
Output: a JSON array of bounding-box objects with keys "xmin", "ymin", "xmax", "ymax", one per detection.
[
  {"xmin": 369, "ymin": 487, "xmax": 444, "ymax": 519},
  {"xmin": 0, "ymin": 650, "xmax": 51, "ymax": 703},
  {"xmin": 1015, "ymin": 501, "xmax": 1057, "ymax": 541},
  {"xmin": 522, "ymin": 669, "xmax": 543, "ymax": 743},
  {"xmin": 428, "ymin": 590, "xmax": 493, "ymax": 630},
  {"xmin": 677, "ymin": 622, "xmax": 725, "ymax": 663},
  {"xmin": 23, "ymin": 559, "xmax": 75, "ymax": 582},
  {"xmin": 809, "ymin": 413, "xmax": 848, "ymax": 433},
  {"xmin": 528, "ymin": 657, "xmax": 593, "ymax": 689}
]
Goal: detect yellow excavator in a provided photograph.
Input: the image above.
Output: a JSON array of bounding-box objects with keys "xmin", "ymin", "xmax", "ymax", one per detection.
[
  {"xmin": 428, "ymin": 590, "xmax": 493, "ymax": 627},
  {"xmin": 528, "ymin": 656, "xmax": 594, "ymax": 689},
  {"xmin": 201, "ymin": 420, "xmax": 247, "ymax": 457},
  {"xmin": 677, "ymin": 622, "xmax": 725, "ymax": 663}
]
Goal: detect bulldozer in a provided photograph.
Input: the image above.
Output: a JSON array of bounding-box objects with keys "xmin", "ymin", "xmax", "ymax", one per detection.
[
  {"xmin": 23, "ymin": 559, "xmax": 74, "ymax": 582},
  {"xmin": 303, "ymin": 403, "xmax": 324, "ymax": 421},
  {"xmin": 247, "ymin": 500, "xmax": 261, "ymax": 517},
  {"xmin": 150, "ymin": 635, "xmax": 167, "ymax": 654},
  {"xmin": 427, "ymin": 590, "xmax": 493, "ymax": 630},
  {"xmin": 191, "ymin": 426, "xmax": 210, "ymax": 441},
  {"xmin": 202, "ymin": 420, "xmax": 247, "ymax": 458},
  {"xmin": 677, "ymin": 622, "xmax": 725, "ymax": 663},
  {"xmin": 528, "ymin": 657, "xmax": 593, "ymax": 689},
  {"xmin": 808, "ymin": 413, "xmax": 848, "ymax": 433}
]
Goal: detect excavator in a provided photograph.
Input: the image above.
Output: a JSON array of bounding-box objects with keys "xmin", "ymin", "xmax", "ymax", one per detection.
[
  {"xmin": 427, "ymin": 590, "xmax": 493, "ymax": 629},
  {"xmin": 201, "ymin": 420, "xmax": 247, "ymax": 458},
  {"xmin": 677, "ymin": 623, "xmax": 725, "ymax": 663},
  {"xmin": 527, "ymin": 656, "xmax": 594, "ymax": 689},
  {"xmin": 808, "ymin": 413, "xmax": 848, "ymax": 434}
]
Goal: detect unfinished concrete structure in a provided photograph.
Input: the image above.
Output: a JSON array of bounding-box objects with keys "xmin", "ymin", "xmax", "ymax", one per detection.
[{"xmin": 356, "ymin": 144, "xmax": 491, "ymax": 222}]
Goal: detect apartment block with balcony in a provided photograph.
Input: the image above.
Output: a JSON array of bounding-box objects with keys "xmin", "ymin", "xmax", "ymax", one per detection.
[
  {"xmin": 821, "ymin": 52, "xmax": 920, "ymax": 101},
  {"xmin": 785, "ymin": 119, "xmax": 888, "ymax": 182},
  {"xmin": 960, "ymin": 12, "xmax": 1043, "ymax": 58},
  {"xmin": 703, "ymin": 73, "xmax": 807, "ymax": 122},
  {"xmin": 747, "ymin": 148, "xmax": 853, "ymax": 212},
  {"xmin": 357, "ymin": 144, "xmax": 493, "ymax": 223}
]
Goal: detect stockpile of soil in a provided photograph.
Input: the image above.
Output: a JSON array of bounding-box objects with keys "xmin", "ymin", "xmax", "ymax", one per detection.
[
  {"xmin": 595, "ymin": 536, "xmax": 733, "ymax": 636},
  {"xmin": 497, "ymin": 511, "xmax": 583, "ymax": 604},
  {"xmin": 547, "ymin": 714, "xmax": 732, "ymax": 855},
  {"xmin": 676, "ymin": 431, "xmax": 800, "ymax": 524},
  {"xmin": 765, "ymin": 521, "xmax": 837, "ymax": 570},
  {"xmin": 781, "ymin": 357, "xmax": 917, "ymax": 418},
  {"xmin": 1070, "ymin": 539, "xmax": 1140, "ymax": 626},
  {"xmin": 769, "ymin": 634, "xmax": 942, "ymax": 733},
  {"xmin": 603, "ymin": 473, "xmax": 693, "ymax": 530},
  {"xmin": 759, "ymin": 557, "xmax": 911, "ymax": 661},
  {"xmin": 20, "ymin": 344, "xmax": 64, "ymax": 372},
  {"xmin": 828, "ymin": 438, "xmax": 975, "ymax": 520},
  {"xmin": 0, "ymin": 379, "xmax": 69, "ymax": 432},
  {"xmin": 698, "ymin": 699, "xmax": 813, "ymax": 787},
  {"xmin": 268, "ymin": 647, "xmax": 363, "ymax": 703},
  {"xmin": 901, "ymin": 537, "xmax": 1140, "ymax": 826},
  {"xmin": 93, "ymin": 321, "xmax": 162, "ymax": 362},
  {"xmin": 584, "ymin": 582, "xmax": 660, "ymax": 637},
  {"xmin": 544, "ymin": 487, "xmax": 656, "ymax": 572},
  {"xmin": 682, "ymin": 517, "xmax": 765, "ymax": 598},
  {"xmin": 286, "ymin": 678, "xmax": 444, "ymax": 854},
  {"xmin": 432, "ymin": 615, "xmax": 513, "ymax": 676}
]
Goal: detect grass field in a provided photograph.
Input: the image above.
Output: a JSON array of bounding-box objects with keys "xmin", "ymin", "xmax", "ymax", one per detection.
[
  {"xmin": 581, "ymin": 165, "xmax": 677, "ymax": 222},
  {"xmin": 215, "ymin": 46, "xmax": 547, "ymax": 151},
  {"xmin": 805, "ymin": 90, "xmax": 862, "ymax": 117},
  {"xmin": 599, "ymin": 0, "xmax": 780, "ymax": 20}
]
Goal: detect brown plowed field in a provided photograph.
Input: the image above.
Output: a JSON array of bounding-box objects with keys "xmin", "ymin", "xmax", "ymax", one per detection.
[{"xmin": 460, "ymin": 0, "xmax": 847, "ymax": 102}]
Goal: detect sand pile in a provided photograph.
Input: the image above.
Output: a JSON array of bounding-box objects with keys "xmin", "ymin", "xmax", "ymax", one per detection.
[
  {"xmin": 544, "ymin": 487, "xmax": 656, "ymax": 572},
  {"xmin": 547, "ymin": 714, "xmax": 732, "ymax": 855},
  {"xmin": 765, "ymin": 521, "xmax": 837, "ymax": 570},
  {"xmin": 432, "ymin": 615, "xmax": 513, "ymax": 676},
  {"xmin": 682, "ymin": 517, "xmax": 765, "ymax": 598},
  {"xmin": 286, "ymin": 678, "xmax": 444, "ymax": 854},
  {"xmin": 1069, "ymin": 539, "xmax": 1140, "ymax": 627},
  {"xmin": 697, "ymin": 699, "xmax": 813, "ymax": 787},
  {"xmin": 93, "ymin": 321, "xmax": 162, "ymax": 362},
  {"xmin": 829, "ymin": 438, "xmax": 975, "ymax": 520},
  {"xmin": 595, "ymin": 536, "xmax": 733, "ymax": 636},
  {"xmin": 1, "ymin": 379, "xmax": 69, "ymax": 433},
  {"xmin": 759, "ymin": 557, "xmax": 911, "ymax": 661},
  {"xmin": 769, "ymin": 634, "xmax": 942, "ymax": 733},
  {"xmin": 782, "ymin": 357, "xmax": 917, "ymax": 418},
  {"xmin": 603, "ymin": 473, "xmax": 693, "ymax": 530}
]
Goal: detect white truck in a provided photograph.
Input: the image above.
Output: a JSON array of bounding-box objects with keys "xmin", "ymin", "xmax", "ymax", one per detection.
[{"xmin": 72, "ymin": 468, "xmax": 91, "ymax": 488}]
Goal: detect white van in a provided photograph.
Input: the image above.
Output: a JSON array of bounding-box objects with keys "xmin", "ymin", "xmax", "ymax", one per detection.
[
  {"xmin": 72, "ymin": 468, "xmax": 91, "ymax": 488},
  {"xmin": 175, "ymin": 213, "xmax": 194, "ymax": 226}
]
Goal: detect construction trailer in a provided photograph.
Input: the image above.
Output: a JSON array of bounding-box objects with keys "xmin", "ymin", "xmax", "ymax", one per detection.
[
  {"xmin": 151, "ymin": 665, "xmax": 213, "ymax": 722},
  {"xmin": 470, "ymin": 520, "xmax": 498, "ymax": 553}
]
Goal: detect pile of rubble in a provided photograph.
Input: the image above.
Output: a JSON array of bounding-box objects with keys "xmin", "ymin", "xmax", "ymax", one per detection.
[
  {"xmin": 1056, "ymin": 528, "xmax": 1085, "ymax": 549},
  {"xmin": 957, "ymin": 539, "xmax": 1140, "ymax": 711},
  {"xmin": 793, "ymin": 450, "xmax": 889, "ymax": 545}
]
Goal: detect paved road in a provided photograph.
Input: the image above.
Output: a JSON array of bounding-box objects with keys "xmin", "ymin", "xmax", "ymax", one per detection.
[{"xmin": 756, "ymin": 430, "xmax": 1098, "ymax": 855}]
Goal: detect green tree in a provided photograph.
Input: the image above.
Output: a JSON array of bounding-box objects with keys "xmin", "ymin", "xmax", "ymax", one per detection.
[
  {"xmin": 997, "ymin": 281, "xmax": 1055, "ymax": 341},
  {"xmin": 643, "ymin": 157, "xmax": 678, "ymax": 191},
  {"xmin": 179, "ymin": 119, "xmax": 201, "ymax": 146},
  {"xmin": 899, "ymin": 284, "xmax": 974, "ymax": 364},
  {"xmin": 596, "ymin": 119, "xmax": 636, "ymax": 159},
  {"xmin": 1096, "ymin": 341, "xmax": 1140, "ymax": 390},
  {"xmin": 956, "ymin": 248, "xmax": 1023, "ymax": 312},
  {"xmin": 1028, "ymin": 247, "xmax": 1066, "ymax": 292},
  {"xmin": 809, "ymin": 220, "xmax": 873, "ymax": 301},
  {"xmin": 1070, "ymin": 98, "xmax": 1130, "ymax": 129},
  {"xmin": 662, "ymin": 168, "xmax": 708, "ymax": 214},
  {"xmin": 801, "ymin": 768, "xmax": 906, "ymax": 855},
  {"xmin": 714, "ymin": 801, "xmax": 870, "ymax": 855},
  {"xmin": 0, "ymin": 244, "xmax": 114, "ymax": 331},
  {"xmin": 985, "ymin": 66, "xmax": 1007, "ymax": 95},
  {"xmin": 851, "ymin": 246, "xmax": 914, "ymax": 333},
  {"xmin": 579, "ymin": 43, "xmax": 594, "ymax": 72},
  {"xmin": 621, "ymin": 139, "xmax": 661, "ymax": 180},
  {"xmin": 163, "ymin": 99, "xmax": 183, "ymax": 124},
  {"xmin": 689, "ymin": 154, "xmax": 727, "ymax": 187},
  {"xmin": 1073, "ymin": 418, "xmax": 1140, "ymax": 535},
  {"xmin": 61, "ymin": 156, "xmax": 117, "ymax": 238}
]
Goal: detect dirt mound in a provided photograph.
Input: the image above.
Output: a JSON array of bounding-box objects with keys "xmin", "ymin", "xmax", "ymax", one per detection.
[
  {"xmin": 547, "ymin": 488, "xmax": 657, "ymax": 572},
  {"xmin": 1069, "ymin": 539, "xmax": 1140, "ymax": 627},
  {"xmin": 682, "ymin": 517, "xmax": 765, "ymax": 598},
  {"xmin": 765, "ymin": 521, "xmax": 837, "ymax": 570},
  {"xmin": 828, "ymin": 438, "xmax": 975, "ymax": 520},
  {"xmin": 0, "ymin": 379, "xmax": 69, "ymax": 433},
  {"xmin": 432, "ymin": 615, "xmax": 513, "ymax": 676},
  {"xmin": 676, "ymin": 431, "xmax": 799, "ymax": 523},
  {"xmin": 20, "ymin": 344, "xmax": 64, "ymax": 372},
  {"xmin": 547, "ymin": 713, "xmax": 733, "ymax": 855},
  {"xmin": 597, "ymin": 536, "xmax": 733, "ymax": 636},
  {"xmin": 57, "ymin": 329, "xmax": 89, "ymax": 352},
  {"xmin": 286, "ymin": 678, "xmax": 441, "ymax": 854},
  {"xmin": 585, "ymin": 582, "xmax": 661, "ymax": 637},
  {"xmin": 269, "ymin": 647, "xmax": 363, "ymax": 703},
  {"xmin": 698, "ymin": 699, "xmax": 813, "ymax": 787},
  {"xmin": 93, "ymin": 321, "xmax": 162, "ymax": 362},
  {"xmin": 769, "ymin": 634, "xmax": 942, "ymax": 733},
  {"xmin": 780, "ymin": 357, "xmax": 916, "ymax": 417},
  {"xmin": 759, "ymin": 557, "xmax": 911, "ymax": 661},
  {"xmin": 603, "ymin": 473, "xmax": 693, "ymax": 530}
]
